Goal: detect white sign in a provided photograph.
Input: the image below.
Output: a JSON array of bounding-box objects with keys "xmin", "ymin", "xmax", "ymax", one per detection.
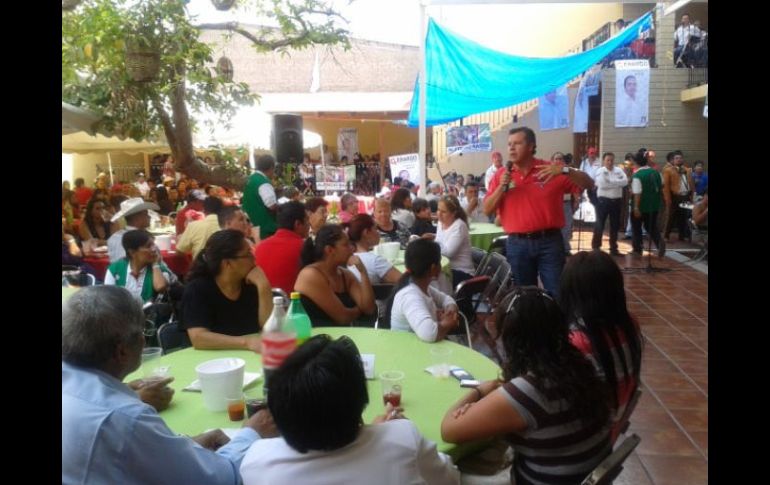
[
  {"xmin": 538, "ymin": 85, "xmax": 569, "ymax": 131},
  {"xmin": 315, "ymin": 165, "xmax": 346, "ymax": 191},
  {"xmin": 388, "ymin": 153, "xmax": 424, "ymax": 191},
  {"xmin": 615, "ymin": 59, "xmax": 650, "ymax": 128}
]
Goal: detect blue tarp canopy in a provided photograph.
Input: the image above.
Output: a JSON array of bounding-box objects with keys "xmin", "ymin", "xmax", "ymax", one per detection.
[{"xmin": 408, "ymin": 12, "xmax": 653, "ymax": 127}]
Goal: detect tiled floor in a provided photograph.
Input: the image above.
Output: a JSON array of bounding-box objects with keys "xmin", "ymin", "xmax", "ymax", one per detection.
[{"xmin": 580, "ymin": 231, "xmax": 708, "ymax": 485}]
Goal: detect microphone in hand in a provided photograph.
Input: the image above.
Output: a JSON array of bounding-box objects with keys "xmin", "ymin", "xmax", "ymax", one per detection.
[{"xmin": 502, "ymin": 161, "xmax": 514, "ymax": 192}]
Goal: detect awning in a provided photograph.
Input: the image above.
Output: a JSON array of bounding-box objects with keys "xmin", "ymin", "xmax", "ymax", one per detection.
[
  {"xmin": 258, "ymin": 92, "xmax": 413, "ymax": 115},
  {"xmin": 62, "ymin": 131, "xmax": 169, "ymax": 155}
]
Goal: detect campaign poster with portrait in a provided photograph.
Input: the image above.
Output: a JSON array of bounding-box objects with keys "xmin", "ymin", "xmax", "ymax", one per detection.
[
  {"xmin": 538, "ymin": 85, "xmax": 569, "ymax": 131},
  {"xmin": 615, "ymin": 59, "xmax": 650, "ymax": 128},
  {"xmin": 314, "ymin": 165, "xmax": 346, "ymax": 191},
  {"xmin": 337, "ymin": 128, "xmax": 358, "ymax": 162},
  {"xmin": 388, "ymin": 153, "xmax": 424, "ymax": 190},
  {"xmin": 573, "ymin": 67, "xmax": 602, "ymax": 134},
  {"xmin": 446, "ymin": 123, "xmax": 491, "ymax": 155}
]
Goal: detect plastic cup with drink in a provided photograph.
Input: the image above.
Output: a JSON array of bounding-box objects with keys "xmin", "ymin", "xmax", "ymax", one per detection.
[
  {"xmin": 380, "ymin": 370, "xmax": 404, "ymax": 408},
  {"xmin": 430, "ymin": 346, "xmax": 453, "ymax": 379}
]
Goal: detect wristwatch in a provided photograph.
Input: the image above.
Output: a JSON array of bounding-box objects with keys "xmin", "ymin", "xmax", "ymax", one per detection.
[{"xmin": 561, "ymin": 166, "xmax": 571, "ymax": 175}]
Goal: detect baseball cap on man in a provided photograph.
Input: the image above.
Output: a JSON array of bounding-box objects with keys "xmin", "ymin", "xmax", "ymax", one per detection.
[{"xmin": 110, "ymin": 197, "xmax": 160, "ymax": 222}]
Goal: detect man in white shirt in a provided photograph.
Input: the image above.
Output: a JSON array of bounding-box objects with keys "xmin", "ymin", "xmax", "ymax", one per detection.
[
  {"xmin": 674, "ymin": 13, "xmax": 702, "ymax": 67},
  {"xmin": 484, "ymin": 151, "xmax": 504, "ymax": 191},
  {"xmin": 617, "ymin": 74, "xmax": 648, "ymax": 127},
  {"xmin": 580, "ymin": 147, "xmax": 602, "ymax": 207},
  {"xmin": 107, "ymin": 197, "xmax": 159, "ymax": 262},
  {"xmin": 425, "ymin": 182, "xmax": 443, "ymax": 212},
  {"xmin": 133, "ymin": 172, "xmax": 150, "ymax": 198},
  {"xmin": 592, "ymin": 152, "xmax": 628, "ymax": 255},
  {"xmin": 460, "ymin": 182, "xmax": 487, "ymax": 223},
  {"xmin": 240, "ymin": 335, "xmax": 459, "ymax": 485}
]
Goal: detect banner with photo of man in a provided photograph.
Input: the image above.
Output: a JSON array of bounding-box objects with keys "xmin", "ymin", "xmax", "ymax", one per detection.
[
  {"xmin": 573, "ymin": 66, "xmax": 602, "ymax": 133},
  {"xmin": 615, "ymin": 59, "xmax": 650, "ymax": 127},
  {"xmin": 446, "ymin": 123, "xmax": 491, "ymax": 155},
  {"xmin": 337, "ymin": 128, "xmax": 358, "ymax": 162},
  {"xmin": 315, "ymin": 165, "xmax": 346, "ymax": 191},
  {"xmin": 538, "ymin": 85, "xmax": 569, "ymax": 131},
  {"xmin": 388, "ymin": 153, "xmax": 424, "ymax": 190}
]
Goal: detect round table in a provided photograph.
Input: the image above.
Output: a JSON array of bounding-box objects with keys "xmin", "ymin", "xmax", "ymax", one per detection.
[
  {"xmin": 128, "ymin": 327, "xmax": 500, "ymax": 459},
  {"xmin": 468, "ymin": 222, "xmax": 506, "ymax": 250}
]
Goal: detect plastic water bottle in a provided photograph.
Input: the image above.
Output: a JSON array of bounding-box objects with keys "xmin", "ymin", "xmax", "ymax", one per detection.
[
  {"xmin": 261, "ymin": 296, "xmax": 297, "ymax": 400},
  {"xmin": 286, "ymin": 292, "xmax": 312, "ymax": 345}
]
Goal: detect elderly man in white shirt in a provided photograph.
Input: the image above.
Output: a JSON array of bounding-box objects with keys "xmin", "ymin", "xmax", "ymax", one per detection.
[{"xmin": 592, "ymin": 152, "xmax": 628, "ymax": 255}]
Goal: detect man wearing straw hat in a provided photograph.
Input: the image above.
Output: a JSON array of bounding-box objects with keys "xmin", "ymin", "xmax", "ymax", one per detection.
[{"xmin": 107, "ymin": 197, "xmax": 160, "ymax": 262}]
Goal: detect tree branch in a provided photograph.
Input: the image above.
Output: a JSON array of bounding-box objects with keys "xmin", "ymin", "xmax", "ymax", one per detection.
[{"xmin": 197, "ymin": 23, "xmax": 310, "ymax": 50}]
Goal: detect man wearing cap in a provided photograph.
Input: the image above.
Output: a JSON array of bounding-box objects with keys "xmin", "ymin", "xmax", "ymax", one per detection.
[
  {"xmin": 484, "ymin": 127, "xmax": 594, "ymax": 297},
  {"xmin": 484, "ymin": 151, "xmax": 504, "ymax": 192},
  {"xmin": 107, "ymin": 197, "xmax": 160, "ymax": 262},
  {"xmin": 134, "ymin": 172, "xmax": 150, "ymax": 198},
  {"xmin": 176, "ymin": 196, "xmax": 224, "ymax": 260},
  {"xmin": 242, "ymin": 155, "xmax": 278, "ymax": 239},
  {"xmin": 176, "ymin": 190, "xmax": 207, "ymax": 235}
]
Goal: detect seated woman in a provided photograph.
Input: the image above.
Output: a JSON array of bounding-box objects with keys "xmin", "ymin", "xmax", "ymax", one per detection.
[
  {"xmin": 240, "ymin": 335, "xmax": 459, "ymax": 484},
  {"xmin": 387, "ymin": 239, "xmax": 459, "ymax": 342},
  {"xmin": 181, "ymin": 229, "xmax": 273, "ymax": 352},
  {"xmin": 294, "ymin": 224, "xmax": 376, "ymax": 326},
  {"xmin": 338, "ymin": 193, "xmax": 358, "ymax": 224},
  {"xmin": 560, "ymin": 250, "xmax": 643, "ymax": 442},
  {"xmin": 79, "ymin": 197, "xmax": 119, "ymax": 251},
  {"xmin": 390, "ymin": 188, "xmax": 416, "ymax": 229},
  {"xmin": 373, "ymin": 197, "xmax": 411, "ymax": 248},
  {"xmin": 441, "ymin": 286, "xmax": 612, "ymax": 485},
  {"xmin": 345, "ymin": 214, "xmax": 402, "ymax": 285},
  {"xmin": 305, "ymin": 197, "xmax": 329, "ymax": 239},
  {"xmin": 434, "ymin": 195, "xmax": 475, "ymax": 287},
  {"xmin": 104, "ymin": 230, "xmax": 172, "ymax": 304},
  {"xmin": 410, "ymin": 198, "xmax": 436, "ymax": 236}
]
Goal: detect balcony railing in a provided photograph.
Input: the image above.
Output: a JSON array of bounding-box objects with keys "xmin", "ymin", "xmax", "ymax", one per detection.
[{"xmin": 687, "ymin": 67, "xmax": 708, "ymax": 88}]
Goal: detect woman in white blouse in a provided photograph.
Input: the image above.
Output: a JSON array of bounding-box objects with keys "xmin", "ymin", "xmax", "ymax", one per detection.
[
  {"xmin": 433, "ymin": 195, "xmax": 475, "ymax": 288},
  {"xmin": 344, "ymin": 214, "xmax": 402, "ymax": 284},
  {"xmin": 387, "ymin": 239, "xmax": 459, "ymax": 342},
  {"xmin": 390, "ymin": 188, "xmax": 416, "ymax": 229}
]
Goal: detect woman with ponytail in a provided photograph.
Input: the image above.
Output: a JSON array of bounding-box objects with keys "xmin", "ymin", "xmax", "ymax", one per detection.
[
  {"xmin": 294, "ymin": 224, "xmax": 376, "ymax": 326},
  {"xmin": 386, "ymin": 239, "xmax": 459, "ymax": 342},
  {"xmin": 181, "ymin": 229, "xmax": 273, "ymax": 351}
]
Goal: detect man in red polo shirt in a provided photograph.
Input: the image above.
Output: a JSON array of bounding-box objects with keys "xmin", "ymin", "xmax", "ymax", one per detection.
[
  {"xmin": 484, "ymin": 127, "xmax": 595, "ymax": 297},
  {"xmin": 254, "ymin": 201, "xmax": 309, "ymax": 294}
]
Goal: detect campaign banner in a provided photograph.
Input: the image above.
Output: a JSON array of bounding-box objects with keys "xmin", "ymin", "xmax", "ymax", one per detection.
[
  {"xmin": 337, "ymin": 128, "xmax": 359, "ymax": 162},
  {"xmin": 539, "ymin": 85, "xmax": 570, "ymax": 131},
  {"xmin": 446, "ymin": 123, "xmax": 491, "ymax": 155},
  {"xmin": 573, "ymin": 66, "xmax": 602, "ymax": 133},
  {"xmin": 615, "ymin": 59, "xmax": 650, "ymax": 128},
  {"xmin": 315, "ymin": 165, "xmax": 346, "ymax": 191},
  {"xmin": 388, "ymin": 153, "xmax": 424, "ymax": 190}
]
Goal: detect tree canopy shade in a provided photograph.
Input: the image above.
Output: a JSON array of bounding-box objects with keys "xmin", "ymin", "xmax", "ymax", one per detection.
[
  {"xmin": 62, "ymin": 0, "xmax": 350, "ymax": 189},
  {"xmin": 407, "ymin": 12, "xmax": 653, "ymax": 127}
]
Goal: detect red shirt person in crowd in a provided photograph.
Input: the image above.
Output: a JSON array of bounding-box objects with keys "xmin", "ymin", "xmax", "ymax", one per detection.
[
  {"xmin": 483, "ymin": 127, "xmax": 594, "ymax": 297},
  {"xmin": 254, "ymin": 201, "xmax": 309, "ymax": 294},
  {"xmin": 176, "ymin": 190, "xmax": 207, "ymax": 235}
]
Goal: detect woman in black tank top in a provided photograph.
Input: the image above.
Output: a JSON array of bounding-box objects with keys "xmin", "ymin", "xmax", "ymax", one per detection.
[{"xmin": 295, "ymin": 225, "xmax": 376, "ymax": 326}]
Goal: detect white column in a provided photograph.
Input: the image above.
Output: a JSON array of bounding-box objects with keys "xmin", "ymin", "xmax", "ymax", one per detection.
[{"xmin": 418, "ymin": 1, "xmax": 428, "ymax": 197}]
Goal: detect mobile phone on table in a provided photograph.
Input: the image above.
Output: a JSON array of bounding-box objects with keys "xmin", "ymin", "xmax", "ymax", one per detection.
[{"xmin": 449, "ymin": 366, "xmax": 475, "ymax": 382}]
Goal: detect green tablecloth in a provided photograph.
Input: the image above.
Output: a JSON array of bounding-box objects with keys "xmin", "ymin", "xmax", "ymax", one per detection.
[
  {"xmin": 127, "ymin": 327, "xmax": 500, "ymax": 459},
  {"xmin": 393, "ymin": 250, "xmax": 451, "ymax": 278},
  {"xmin": 468, "ymin": 222, "xmax": 506, "ymax": 250},
  {"xmin": 62, "ymin": 286, "xmax": 79, "ymax": 303}
]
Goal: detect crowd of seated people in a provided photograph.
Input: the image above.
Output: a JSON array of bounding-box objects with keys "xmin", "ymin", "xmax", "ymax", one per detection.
[{"xmin": 63, "ymin": 149, "xmax": 660, "ymax": 482}]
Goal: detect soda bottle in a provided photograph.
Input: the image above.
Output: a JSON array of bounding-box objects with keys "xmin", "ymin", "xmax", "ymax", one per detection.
[
  {"xmin": 261, "ymin": 296, "xmax": 297, "ymax": 400},
  {"xmin": 286, "ymin": 292, "xmax": 312, "ymax": 345}
]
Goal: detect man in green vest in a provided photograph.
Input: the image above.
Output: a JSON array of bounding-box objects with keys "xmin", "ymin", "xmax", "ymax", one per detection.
[
  {"xmin": 242, "ymin": 154, "xmax": 278, "ymax": 238},
  {"xmin": 630, "ymin": 152, "xmax": 666, "ymax": 257}
]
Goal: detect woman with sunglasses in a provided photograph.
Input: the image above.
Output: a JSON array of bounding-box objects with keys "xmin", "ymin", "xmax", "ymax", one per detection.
[
  {"xmin": 441, "ymin": 286, "xmax": 611, "ymax": 485},
  {"xmin": 294, "ymin": 224, "xmax": 376, "ymax": 326},
  {"xmin": 181, "ymin": 229, "xmax": 273, "ymax": 352},
  {"xmin": 560, "ymin": 250, "xmax": 642, "ymax": 442},
  {"xmin": 104, "ymin": 230, "xmax": 172, "ymax": 304}
]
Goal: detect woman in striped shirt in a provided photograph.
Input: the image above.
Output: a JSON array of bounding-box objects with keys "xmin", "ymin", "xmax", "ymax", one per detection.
[{"xmin": 441, "ymin": 286, "xmax": 611, "ymax": 485}]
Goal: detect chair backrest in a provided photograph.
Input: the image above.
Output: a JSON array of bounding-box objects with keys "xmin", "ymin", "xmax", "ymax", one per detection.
[
  {"xmin": 581, "ymin": 434, "xmax": 641, "ymax": 485},
  {"xmin": 157, "ymin": 321, "xmax": 192, "ymax": 354},
  {"xmin": 615, "ymin": 388, "xmax": 643, "ymax": 440},
  {"xmin": 471, "ymin": 247, "xmax": 487, "ymax": 271},
  {"xmin": 488, "ymin": 235, "xmax": 507, "ymax": 255},
  {"xmin": 454, "ymin": 275, "xmax": 491, "ymax": 303}
]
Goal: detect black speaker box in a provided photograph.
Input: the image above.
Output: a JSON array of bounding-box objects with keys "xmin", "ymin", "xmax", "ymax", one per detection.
[{"xmin": 272, "ymin": 114, "xmax": 304, "ymax": 164}]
